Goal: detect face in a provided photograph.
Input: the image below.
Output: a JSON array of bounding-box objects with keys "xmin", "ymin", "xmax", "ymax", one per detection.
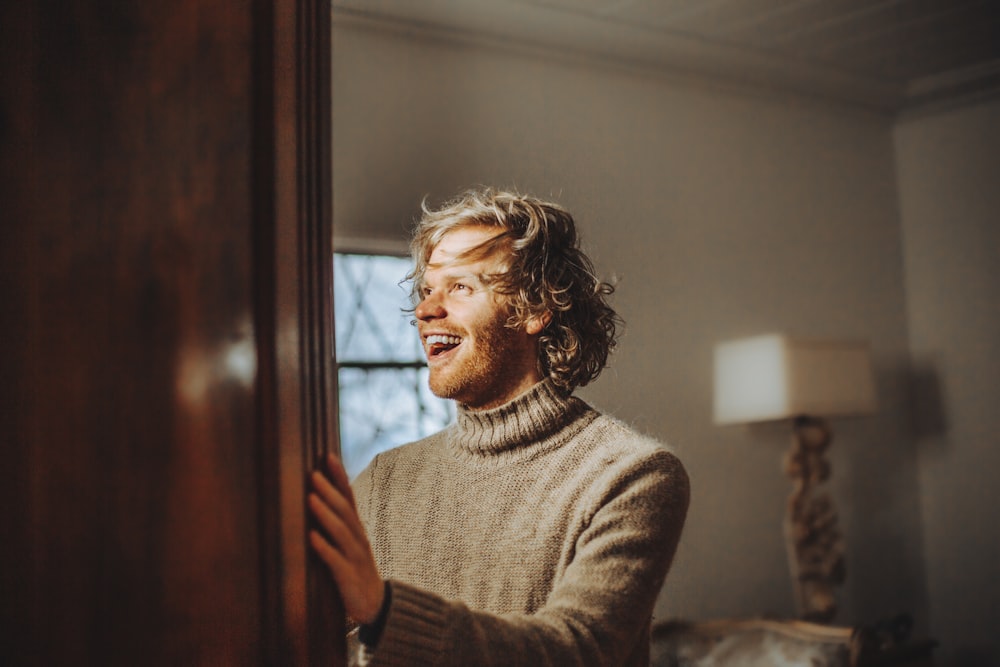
[{"xmin": 414, "ymin": 226, "xmax": 545, "ymax": 411}]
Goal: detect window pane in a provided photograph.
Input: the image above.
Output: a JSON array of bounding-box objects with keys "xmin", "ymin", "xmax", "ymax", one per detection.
[
  {"xmin": 334, "ymin": 253, "xmax": 454, "ymax": 479},
  {"xmin": 334, "ymin": 253, "xmax": 422, "ymax": 363}
]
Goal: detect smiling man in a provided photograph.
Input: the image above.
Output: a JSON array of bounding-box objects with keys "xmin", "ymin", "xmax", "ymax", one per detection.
[
  {"xmin": 417, "ymin": 224, "xmax": 548, "ymax": 410},
  {"xmin": 309, "ymin": 188, "xmax": 690, "ymax": 666}
]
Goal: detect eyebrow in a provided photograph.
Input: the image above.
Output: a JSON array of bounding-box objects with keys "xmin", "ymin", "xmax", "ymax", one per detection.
[{"xmin": 421, "ymin": 267, "xmax": 488, "ymax": 289}]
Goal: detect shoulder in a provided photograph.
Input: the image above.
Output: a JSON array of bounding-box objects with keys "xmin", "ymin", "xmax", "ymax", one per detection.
[
  {"xmin": 565, "ymin": 409, "xmax": 690, "ymax": 511},
  {"xmin": 583, "ymin": 412, "xmax": 686, "ymax": 479},
  {"xmin": 590, "ymin": 414, "xmax": 690, "ymax": 513}
]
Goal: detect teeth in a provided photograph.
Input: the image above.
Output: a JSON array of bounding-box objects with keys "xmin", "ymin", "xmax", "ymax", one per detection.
[{"xmin": 426, "ymin": 334, "xmax": 461, "ymax": 346}]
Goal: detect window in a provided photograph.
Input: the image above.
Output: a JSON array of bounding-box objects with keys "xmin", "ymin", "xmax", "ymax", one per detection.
[{"xmin": 334, "ymin": 252, "xmax": 454, "ymax": 478}]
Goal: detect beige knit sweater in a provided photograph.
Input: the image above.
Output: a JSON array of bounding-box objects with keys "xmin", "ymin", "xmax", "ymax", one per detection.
[{"xmin": 352, "ymin": 379, "xmax": 690, "ymax": 666}]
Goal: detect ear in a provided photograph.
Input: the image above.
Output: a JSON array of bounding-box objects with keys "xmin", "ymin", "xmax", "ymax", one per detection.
[{"xmin": 525, "ymin": 310, "xmax": 552, "ymax": 336}]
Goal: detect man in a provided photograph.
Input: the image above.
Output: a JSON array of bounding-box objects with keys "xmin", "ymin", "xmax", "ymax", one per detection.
[{"xmin": 309, "ymin": 188, "xmax": 689, "ymax": 666}]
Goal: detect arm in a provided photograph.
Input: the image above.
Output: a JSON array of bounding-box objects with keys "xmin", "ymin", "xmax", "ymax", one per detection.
[{"xmin": 311, "ymin": 449, "xmax": 690, "ymax": 666}]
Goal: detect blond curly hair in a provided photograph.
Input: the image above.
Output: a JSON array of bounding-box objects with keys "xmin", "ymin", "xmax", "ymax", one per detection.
[{"xmin": 408, "ymin": 187, "xmax": 622, "ymax": 393}]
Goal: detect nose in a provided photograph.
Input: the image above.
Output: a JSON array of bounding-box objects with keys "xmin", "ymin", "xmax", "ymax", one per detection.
[{"xmin": 415, "ymin": 290, "xmax": 445, "ymax": 321}]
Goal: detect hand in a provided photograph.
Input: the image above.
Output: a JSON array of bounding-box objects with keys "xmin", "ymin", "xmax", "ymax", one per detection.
[{"xmin": 308, "ymin": 454, "xmax": 385, "ymax": 624}]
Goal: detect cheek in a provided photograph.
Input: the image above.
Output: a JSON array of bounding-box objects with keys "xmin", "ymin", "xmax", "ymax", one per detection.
[{"xmin": 462, "ymin": 296, "xmax": 510, "ymax": 329}]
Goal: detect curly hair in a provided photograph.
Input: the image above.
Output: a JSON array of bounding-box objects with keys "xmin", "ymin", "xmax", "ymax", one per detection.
[{"xmin": 407, "ymin": 187, "xmax": 622, "ymax": 393}]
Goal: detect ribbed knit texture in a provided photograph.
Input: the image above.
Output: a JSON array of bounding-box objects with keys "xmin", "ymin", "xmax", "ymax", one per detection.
[{"xmin": 353, "ymin": 379, "xmax": 690, "ymax": 666}]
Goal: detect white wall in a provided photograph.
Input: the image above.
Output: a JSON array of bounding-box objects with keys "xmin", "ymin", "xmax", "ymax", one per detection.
[
  {"xmin": 895, "ymin": 99, "xmax": 1000, "ymax": 667},
  {"xmin": 333, "ymin": 20, "xmax": 927, "ymax": 630}
]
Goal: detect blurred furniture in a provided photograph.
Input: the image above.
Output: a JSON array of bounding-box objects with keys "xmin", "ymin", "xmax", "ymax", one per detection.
[
  {"xmin": 652, "ymin": 617, "xmax": 936, "ymax": 667},
  {"xmin": 714, "ymin": 334, "xmax": 877, "ymax": 621}
]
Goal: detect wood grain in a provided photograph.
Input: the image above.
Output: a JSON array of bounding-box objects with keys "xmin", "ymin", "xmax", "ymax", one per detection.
[{"xmin": 0, "ymin": 1, "xmax": 341, "ymax": 664}]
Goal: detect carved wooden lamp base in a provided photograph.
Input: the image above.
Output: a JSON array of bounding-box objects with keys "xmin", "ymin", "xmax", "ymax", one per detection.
[{"xmin": 784, "ymin": 415, "xmax": 846, "ymax": 623}]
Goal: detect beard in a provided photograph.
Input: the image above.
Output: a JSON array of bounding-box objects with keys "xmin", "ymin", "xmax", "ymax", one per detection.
[{"xmin": 427, "ymin": 308, "xmax": 537, "ymax": 411}]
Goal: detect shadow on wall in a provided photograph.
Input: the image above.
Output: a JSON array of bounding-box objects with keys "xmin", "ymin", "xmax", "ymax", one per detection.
[{"xmin": 907, "ymin": 354, "xmax": 949, "ymax": 446}]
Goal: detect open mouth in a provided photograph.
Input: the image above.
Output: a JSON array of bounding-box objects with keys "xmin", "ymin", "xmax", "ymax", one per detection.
[{"xmin": 425, "ymin": 334, "xmax": 462, "ymax": 359}]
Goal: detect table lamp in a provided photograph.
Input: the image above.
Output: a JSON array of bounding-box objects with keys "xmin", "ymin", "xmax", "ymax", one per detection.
[{"xmin": 713, "ymin": 334, "xmax": 877, "ymax": 622}]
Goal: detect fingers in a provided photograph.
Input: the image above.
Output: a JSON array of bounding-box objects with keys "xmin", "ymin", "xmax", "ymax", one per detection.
[
  {"xmin": 309, "ymin": 528, "xmax": 382, "ymax": 623},
  {"xmin": 308, "ymin": 491, "xmax": 354, "ymax": 554},
  {"xmin": 308, "ymin": 454, "xmax": 364, "ymax": 549},
  {"xmin": 309, "ymin": 528, "xmax": 348, "ymax": 574},
  {"xmin": 310, "ymin": 464, "xmax": 367, "ymax": 545},
  {"xmin": 306, "ymin": 455, "xmax": 385, "ymax": 624},
  {"xmin": 324, "ymin": 453, "xmax": 355, "ymax": 503},
  {"xmin": 312, "ymin": 454, "xmax": 353, "ymax": 505}
]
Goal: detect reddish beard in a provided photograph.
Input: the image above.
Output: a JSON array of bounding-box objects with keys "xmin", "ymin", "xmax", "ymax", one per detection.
[{"xmin": 428, "ymin": 309, "xmax": 538, "ymax": 410}]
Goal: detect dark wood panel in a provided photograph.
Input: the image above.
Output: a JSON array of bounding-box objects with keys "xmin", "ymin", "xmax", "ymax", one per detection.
[
  {"xmin": 0, "ymin": 1, "xmax": 341, "ymax": 664},
  {"xmin": 264, "ymin": 0, "xmax": 345, "ymax": 663}
]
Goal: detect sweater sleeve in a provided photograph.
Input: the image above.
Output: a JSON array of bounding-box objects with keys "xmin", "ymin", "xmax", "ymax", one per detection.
[{"xmin": 365, "ymin": 448, "xmax": 690, "ymax": 667}]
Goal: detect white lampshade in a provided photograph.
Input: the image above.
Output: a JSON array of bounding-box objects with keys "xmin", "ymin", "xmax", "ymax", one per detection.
[{"xmin": 713, "ymin": 334, "xmax": 877, "ymax": 424}]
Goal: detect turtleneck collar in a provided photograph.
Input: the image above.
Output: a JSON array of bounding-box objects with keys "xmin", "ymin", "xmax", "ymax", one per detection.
[{"xmin": 447, "ymin": 379, "xmax": 595, "ymax": 463}]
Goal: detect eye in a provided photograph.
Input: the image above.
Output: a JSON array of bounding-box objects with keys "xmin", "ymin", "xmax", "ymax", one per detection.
[{"xmin": 453, "ymin": 283, "xmax": 470, "ymax": 293}]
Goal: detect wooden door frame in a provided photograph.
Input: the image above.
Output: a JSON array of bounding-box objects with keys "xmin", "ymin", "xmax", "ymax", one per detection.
[
  {"xmin": 0, "ymin": 1, "xmax": 344, "ymax": 664},
  {"xmin": 257, "ymin": 0, "xmax": 344, "ymax": 663}
]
